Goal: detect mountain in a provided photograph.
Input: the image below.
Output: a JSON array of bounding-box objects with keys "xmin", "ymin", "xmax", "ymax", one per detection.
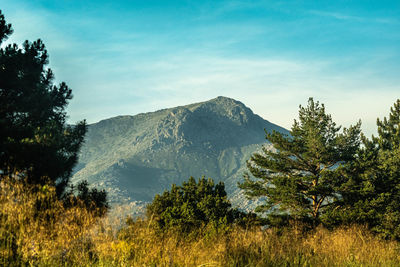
[{"xmin": 71, "ymin": 96, "xmax": 288, "ymax": 215}]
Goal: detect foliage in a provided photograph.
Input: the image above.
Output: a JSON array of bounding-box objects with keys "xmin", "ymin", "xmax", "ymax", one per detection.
[
  {"xmin": 0, "ymin": 10, "xmax": 86, "ymax": 196},
  {"xmin": 329, "ymin": 99, "xmax": 400, "ymax": 239},
  {"xmin": 146, "ymin": 176, "xmax": 255, "ymax": 234},
  {"xmin": 0, "ymin": 10, "xmax": 107, "ymax": 214},
  {"xmin": 63, "ymin": 180, "xmax": 109, "ymax": 217},
  {"xmin": 239, "ymin": 98, "xmax": 362, "ymax": 227}
]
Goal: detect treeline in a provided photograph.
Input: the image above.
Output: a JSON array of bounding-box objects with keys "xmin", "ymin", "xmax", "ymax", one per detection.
[
  {"xmin": 1, "ymin": 9, "xmax": 400, "ymax": 266},
  {"xmin": 239, "ymin": 97, "xmax": 400, "ymax": 239}
]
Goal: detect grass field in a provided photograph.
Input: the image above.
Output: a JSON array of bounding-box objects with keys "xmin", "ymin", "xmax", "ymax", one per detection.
[{"xmin": 1, "ymin": 178, "xmax": 400, "ymax": 266}]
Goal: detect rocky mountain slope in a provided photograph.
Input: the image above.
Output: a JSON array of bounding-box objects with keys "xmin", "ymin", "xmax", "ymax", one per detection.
[{"xmin": 71, "ymin": 96, "xmax": 288, "ymax": 215}]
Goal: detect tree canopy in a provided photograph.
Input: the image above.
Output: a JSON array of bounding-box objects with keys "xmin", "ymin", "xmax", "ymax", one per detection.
[
  {"xmin": 331, "ymin": 99, "xmax": 400, "ymax": 239},
  {"xmin": 239, "ymin": 98, "xmax": 362, "ymax": 227},
  {"xmin": 0, "ymin": 10, "xmax": 86, "ymax": 196},
  {"xmin": 147, "ymin": 176, "xmax": 255, "ymax": 234}
]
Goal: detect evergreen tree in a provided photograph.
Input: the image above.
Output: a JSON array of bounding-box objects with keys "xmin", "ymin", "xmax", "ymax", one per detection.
[
  {"xmin": 0, "ymin": 10, "xmax": 86, "ymax": 196},
  {"xmin": 239, "ymin": 98, "xmax": 361, "ymax": 227},
  {"xmin": 147, "ymin": 176, "xmax": 254, "ymax": 233},
  {"xmin": 63, "ymin": 180, "xmax": 109, "ymax": 217},
  {"xmin": 332, "ymin": 99, "xmax": 400, "ymax": 239}
]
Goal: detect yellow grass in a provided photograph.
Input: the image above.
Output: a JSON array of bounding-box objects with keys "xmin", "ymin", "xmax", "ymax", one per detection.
[{"xmin": 1, "ymin": 178, "xmax": 400, "ymax": 266}]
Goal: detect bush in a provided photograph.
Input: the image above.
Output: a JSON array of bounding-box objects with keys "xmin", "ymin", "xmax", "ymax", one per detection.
[{"xmin": 146, "ymin": 176, "xmax": 256, "ymax": 234}]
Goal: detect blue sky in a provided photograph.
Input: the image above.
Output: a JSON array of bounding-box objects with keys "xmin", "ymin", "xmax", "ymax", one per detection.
[{"xmin": 1, "ymin": 0, "xmax": 399, "ymax": 136}]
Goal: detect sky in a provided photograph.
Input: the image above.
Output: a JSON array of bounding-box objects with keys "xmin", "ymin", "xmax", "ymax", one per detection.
[{"xmin": 1, "ymin": 0, "xmax": 399, "ymax": 136}]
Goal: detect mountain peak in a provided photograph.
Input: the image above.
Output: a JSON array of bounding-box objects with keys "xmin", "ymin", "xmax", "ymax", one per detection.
[
  {"xmin": 209, "ymin": 96, "xmax": 242, "ymax": 104},
  {"xmin": 179, "ymin": 96, "xmax": 254, "ymax": 126},
  {"xmin": 73, "ymin": 97, "xmax": 287, "ymax": 211},
  {"xmin": 187, "ymin": 96, "xmax": 246, "ymax": 108}
]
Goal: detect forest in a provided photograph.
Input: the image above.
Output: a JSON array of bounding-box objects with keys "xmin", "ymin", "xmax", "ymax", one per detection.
[{"xmin": 1, "ymin": 9, "xmax": 400, "ymax": 266}]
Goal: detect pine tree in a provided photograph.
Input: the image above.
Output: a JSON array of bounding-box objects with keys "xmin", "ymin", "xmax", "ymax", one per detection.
[
  {"xmin": 334, "ymin": 99, "xmax": 400, "ymax": 239},
  {"xmin": 0, "ymin": 10, "xmax": 86, "ymax": 196},
  {"xmin": 239, "ymin": 98, "xmax": 361, "ymax": 227},
  {"xmin": 374, "ymin": 99, "xmax": 400, "ymax": 150}
]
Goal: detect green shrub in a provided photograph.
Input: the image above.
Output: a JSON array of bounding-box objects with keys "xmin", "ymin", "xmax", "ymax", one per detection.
[{"xmin": 146, "ymin": 176, "xmax": 256, "ymax": 234}]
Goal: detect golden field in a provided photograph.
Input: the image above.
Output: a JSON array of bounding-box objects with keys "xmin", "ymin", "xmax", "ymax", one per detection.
[{"xmin": 1, "ymin": 179, "xmax": 400, "ymax": 267}]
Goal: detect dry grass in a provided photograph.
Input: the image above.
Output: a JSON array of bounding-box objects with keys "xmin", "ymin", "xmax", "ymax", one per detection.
[
  {"xmin": 1, "ymin": 178, "xmax": 400, "ymax": 266},
  {"xmin": 0, "ymin": 177, "xmax": 99, "ymax": 266},
  {"xmin": 92, "ymin": 222, "xmax": 400, "ymax": 266}
]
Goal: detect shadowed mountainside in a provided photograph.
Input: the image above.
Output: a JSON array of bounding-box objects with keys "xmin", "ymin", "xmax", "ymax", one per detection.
[{"xmin": 72, "ymin": 96, "xmax": 288, "ymax": 215}]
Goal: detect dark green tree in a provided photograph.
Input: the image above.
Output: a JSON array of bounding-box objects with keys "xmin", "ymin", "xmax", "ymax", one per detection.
[
  {"xmin": 147, "ymin": 176, "xmax": 253, "ymax": 233},
  {"xmin": 239, "ymin": 98, "xmax": 361, "ymax": 227},
  {"xmin": 63, "ymin": 180, "xmax": 109, "ymax": 217},
  {"xmin": 0, "ymin": 10, "xmax": 86, "ymax": 196},
  {"xmin": 331, "ymin": 99, "xmax": 400, "ymax": 239}
]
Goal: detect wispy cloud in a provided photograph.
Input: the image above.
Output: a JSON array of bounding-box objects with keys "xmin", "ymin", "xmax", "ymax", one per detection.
[
  {"xmin": 68, "ymin": 51, "xmax": 398, "ymax": 137},
  {"xmin": 309, "ymin": 10, "xmax": 399, "ymax": 24},
  {"xmin": 2, "ymin": 0, "xmax": 399, "ymax": 137},
  {"xmin": 310, "ymin": 10, "xmax": 364, "ymax": 21}
]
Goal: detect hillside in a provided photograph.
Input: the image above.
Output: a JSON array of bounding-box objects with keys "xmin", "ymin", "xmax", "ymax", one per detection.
[{"xmin": 71, "ymin": 96, "xmax": 288, "ymax": 214}]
